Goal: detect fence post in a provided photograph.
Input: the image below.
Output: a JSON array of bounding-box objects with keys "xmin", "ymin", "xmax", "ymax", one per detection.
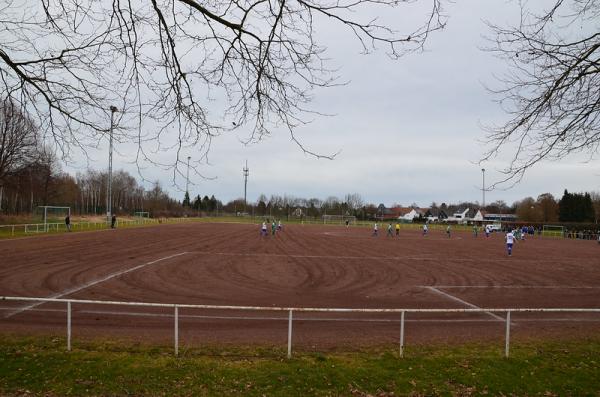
[
  {"xmin": 67, "ymin": 301, "xmax": 72, "ymax": 351},
  {"xmin": 399, "ymin": 311, "xmax": 405, "ymax": 358},
  {"xmin": 174, "ymin": 305, "xmax": 179, "ymax": 356},
  {"xmin": 505, "ymin": 310, "xmax": 511, "ymax": 358},
  {"xmin": 287, "ymin": 310, "xmax": 293, "ymax": 359}
]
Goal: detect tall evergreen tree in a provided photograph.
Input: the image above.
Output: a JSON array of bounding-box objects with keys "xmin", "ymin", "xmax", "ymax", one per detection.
[
  {"xmin": 192, "ymin": 195, "xmax": 201, "ymax": 210},
  {"xmin": 559, "ymin": 190, "xmax": 596, "ymax": 222},
  {"xmin": 559, "ymin": 190, "xmax": 572, "ymax": 222},
  {"xmin": 201, "ymin": 195, "xmax": 210, "ymax": 211},
  {"xmin": 583, "ymin": 193, "xmax": 595, "ymax": 223}
]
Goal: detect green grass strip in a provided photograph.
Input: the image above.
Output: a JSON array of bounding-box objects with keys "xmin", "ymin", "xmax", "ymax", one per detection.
[{"xmin": 1, "ymin": 336, "xmax": 599, "ymax": 396}]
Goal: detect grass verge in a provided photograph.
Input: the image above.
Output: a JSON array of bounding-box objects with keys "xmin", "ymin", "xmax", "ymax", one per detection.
[{"xmin": 1, "ymin": 335, "xmax": 599, "ymax": 396}]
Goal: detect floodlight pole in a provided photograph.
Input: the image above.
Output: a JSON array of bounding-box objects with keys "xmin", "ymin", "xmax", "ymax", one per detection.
[
  {"xmin": 107, "ymin": 106, "xmax": 117, "ymax": 221},
  {"xmin": 243, "ymin": 160, "xmax": 249, "ymax": 212},
  {"xmin": 481, "ymin": 168, "xmax": 486, "ymax": 209},
  {"xmin": 186, "ymin": 156, "xmax": 191, "ymax": 203}
]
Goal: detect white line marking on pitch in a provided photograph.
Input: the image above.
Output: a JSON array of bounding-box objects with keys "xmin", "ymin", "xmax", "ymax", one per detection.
[
  {"xmin": 190, "ymin": 251, "xmax": 440, "ymax": 261},
  {"xmin": 3, "ymin": 251, "xmax": 189, "ymax": 319},
  {"xmin": 425, "ymin": 286, "xmax": 505, "ymax": 322},
  {"xmin": 187, "ymin": 251, "xmax": 584, "ymax": 264},
  {"xmin": 426, "ymin": 285, "xmax": 600, "ymax": 289},
  {"xmin": 322, "ymin": 232, "xmax": 463, "ymax": 241}
]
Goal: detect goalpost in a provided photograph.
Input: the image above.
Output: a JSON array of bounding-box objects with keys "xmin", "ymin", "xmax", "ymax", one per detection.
[
  {"xmin": 322, "ymin": 215, "xmax": 357, "ymax": 225},
  {"xmin": 542, "ymin": 225, "xmax": 564, "ymax": 238},
  {"xmin": 133, "ymin": 211, "xmax": 151, "ymax": 224},
  {"xmin": 37, "ymin": 206, "xmax": 71, "ymax": 232}
]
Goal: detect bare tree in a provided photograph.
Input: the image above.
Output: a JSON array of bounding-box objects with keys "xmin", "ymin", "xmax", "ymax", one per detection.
[
  {"xmin": 0, "ymin": 0, "xmax": 445, "ymax": 183},
  {"xmin": 0, "ymin": 98, "xmax": 39, "ymax": 209},
  {"xmin": 514, "ymin": 196, "xmax": 538, "ymax": 222},
  {"xmin": 344, "ymin": 193, "xmax": 363, "ymax": 211},
  {"xmin": 536, "ymin": 192, "xmax": 559, "ymax": 222},
  {"xmin": 483, "ymin": 0, "xmax": 600, "ymax": 186},
  {"xmin": 0, "ymin": 99, "xmax": 38, "ymax": 182}
]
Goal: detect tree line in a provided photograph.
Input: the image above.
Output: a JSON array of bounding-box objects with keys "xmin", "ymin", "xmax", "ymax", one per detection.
[
  {"xmin": 0, "ymin": 99, "xmax": 182, "ymax": 218},
  {"xmin": 213, "ymin": 191, "xmax": 599, "ymax": 224},
  {"xmin": 1, "ymin": 164, "xmax": 184, "ymax": 218},
  {"xmin": 2, "ymin": 99, "xmax": 597, "ymax": 223},
  {"xmin": 512, "ymin": 191, "xmax": 599, "ymax": 224}
]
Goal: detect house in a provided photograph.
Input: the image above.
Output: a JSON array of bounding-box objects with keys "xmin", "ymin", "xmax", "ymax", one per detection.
[
  {"xmin": 424, "ymin": 208, "xmax": 448, "ymax": 222},
  {"xmin": 372, "ymin": 204, "xmax": 429, "ymax": 222},
  {"xmin": 293, "ymin": 207, "xmax": 303, "ymax": 217},
  {"xmin": 444, "ymin": 208, "xmax": 470, "ymax": 223},
  {"xmin": 483, "ymin": 213, "xmax": 518, "ymax": 222},
  {"xmin": 398, "ymin": 207, "xmax": 428, "ymax": 222},
  {"xmin": 400, "ymin": 208, "xmax": 419, "ymax": 221},
  {"xmin": 376, "ymin": 204, "xmax": 400, "ymax": 220},
  {"xmin": 471, "ymin": 209, "xmax": 485, "ymax": 222}
]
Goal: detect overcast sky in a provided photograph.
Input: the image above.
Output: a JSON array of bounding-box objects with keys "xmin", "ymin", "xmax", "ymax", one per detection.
[{"xmin": 62, "ymin": 0, "xmax": 600, "ymax": 207}]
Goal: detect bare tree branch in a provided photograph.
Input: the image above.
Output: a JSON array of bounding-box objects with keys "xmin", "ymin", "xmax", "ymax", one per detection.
[
  {"xmin": 1, "ymin": 0, "xmax": 445, "ymax": 185},
  {"xmin": 482, "ymin": 0, "xmax": 600, "ymax": 188}
]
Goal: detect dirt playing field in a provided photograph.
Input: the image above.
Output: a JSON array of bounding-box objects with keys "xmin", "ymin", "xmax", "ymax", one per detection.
[{"xmin": 1, "ymin": 222, "xmax": 599, "ymax": 350}]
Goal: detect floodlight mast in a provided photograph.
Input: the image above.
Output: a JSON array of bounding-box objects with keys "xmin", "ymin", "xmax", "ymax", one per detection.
[
  {"xmin": 481, "ymin": 168, "xmax": 486, "ymax": 209},
  {"xmin": 186, "ymin": 156, "xmax": 191, "ymax": 203},
  {"xmin": 243, "ymin": 160, "xmax": 249, "ymax": 212},
  {"xmin": 107, "ymin": 106, "xmax": 117, "ymax": 221}
]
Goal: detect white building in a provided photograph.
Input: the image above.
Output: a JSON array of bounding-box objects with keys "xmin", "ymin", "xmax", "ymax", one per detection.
[{"xmin": 446, "ymin": 208, "xmax": 470, "ymax": 224}]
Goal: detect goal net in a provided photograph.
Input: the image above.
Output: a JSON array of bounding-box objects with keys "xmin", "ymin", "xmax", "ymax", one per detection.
[
  {"xmin": 542, "ymin": 225, "xmax": 564, "ymax": 238},
  {"xmin": 322, "ymin": 215, "xmax": 356, "ymax": 225},
  {"xmin": 133, "ymin": 211, "xmax": 150, "ymax": 218}
]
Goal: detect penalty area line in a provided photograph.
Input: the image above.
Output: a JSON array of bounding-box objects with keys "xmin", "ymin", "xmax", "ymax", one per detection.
[
  {"xmin": 3, "ymin": 251, "xmax": 189, "ymax": 319},
  {"xmin": 425, "ymin": 286, "xmax": 505, "ymax": 322}
]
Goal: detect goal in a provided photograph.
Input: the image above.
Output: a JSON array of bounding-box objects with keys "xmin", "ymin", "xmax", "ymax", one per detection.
[
  {"xmin": 542, "ymin": 225, "xmax": 564, "ymax": 238},
  {"xmin": 133, "ymin": 211, "xmax": 150, "ymax": 218},
  {"xmin": 322, "ymin": 215, "xmax": 356, "ymax": 225},
  {"xmin": 36, "ymin": 206, "xmax": 71, "ymax": 232}
]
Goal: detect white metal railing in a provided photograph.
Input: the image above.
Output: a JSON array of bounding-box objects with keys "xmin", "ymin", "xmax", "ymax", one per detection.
[
  {"xmin": 2, "ymin": 218, "xmax": 597, "ymax": 241},
  {"xmin": 0, "ymin": 218, "xmax": 158, "ymax": 236},
  {"xmin": 2, "ymin": 296, "xmax": 599, "ymax": 358}
]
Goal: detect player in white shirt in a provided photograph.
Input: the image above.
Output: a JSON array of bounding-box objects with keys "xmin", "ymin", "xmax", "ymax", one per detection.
[
  {"xmin": 261, "ymin": 222, "xmax": 268, "ymax": 236},
  {"xmin": 505, "ymin": 230, "xmax": 516, "ymax": 256},
  {"xmin": 372, "ymin": 223, "xmax": 378, "ymax": 237},
  {"xmin": 423, "ymin": 224, "xmax": 428, "ymax": 236}
]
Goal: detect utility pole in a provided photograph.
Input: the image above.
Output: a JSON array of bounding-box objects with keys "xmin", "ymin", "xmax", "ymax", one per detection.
[
  {"xmin": 107, "ymin": 106, "xmax": 117, "ymax": 221},
  {"xmin": 243, "ymin": 160, "xmax": 249, "ymax": 212},
  {"xmin": 481, "ymin": 168, "xmax": 486, "ymax": 209}
]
